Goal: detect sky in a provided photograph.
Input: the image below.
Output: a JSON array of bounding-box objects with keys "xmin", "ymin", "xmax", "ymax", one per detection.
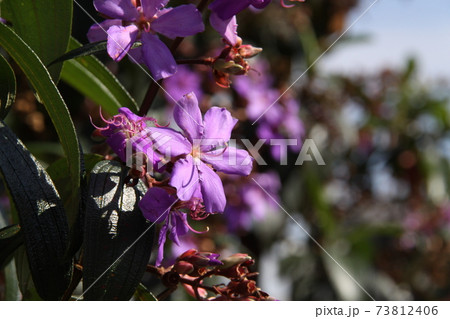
[{"xmin": 319, "ymin": 0, "xmax": 450, "ymax": 82}]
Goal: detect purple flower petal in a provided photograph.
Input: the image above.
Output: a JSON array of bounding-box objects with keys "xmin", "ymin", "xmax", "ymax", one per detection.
[
  {"xmin": 118, "ymin": 107, "xmax": 144, "ymax": 123},
  {"xmin": 168, "ymin": 213, "xmax": 189, "ymax": 245},
  {"xmin": 156, "ymin": 223, "xmax": 168, "ymax": 265},
  {"xmin": 93, "ymin": 0, "xmax": 139, "ymax": 20},
  {"xmin": 198, "ymin": 162, "xmax": 226, "ymax": 213},
  {"xmin": 251, "ymin": 0, "xmax": 271, "ymax": 9},
  {"xmin": 106, "ymin": 24, "xmax": 139, "ymax": 61},
  {"xmin": 141, "ymin": 32, "xmax": 177, "ymax": 80},
  {"xmin": 139, "ymin": 187, "xmax": 174, "ymax": 223},
  {"xmin": 174, "ymin": 93, "xmax": 203, "ymax": 142},
  {"xmin": 169, "ymin": 155, "xmax": 200, "ymax": 201},
  {"xmin": 87, "ymin": 19, "xmax": 122, "ymax": 43},
  {"xmin": 201, "ymin": 147, "xmax": 253, "ymax": 176},
  {"xmin": 141, "ymin": 0, "xmax": 169, "ymax": 18},
  {"xmin": 209, "ymin": 13, "xmax": 238, "ymax": 46},
  {"xmin": 106, "ymin": 132, "xmax": 128, "ymax": 162},
  {"xmin": 209, "ymin": 0, "xmax": 251, "ymax": 20},
  {"xmin": 201, "ymin": 107, "xmax": 237, "ymax": 151},
  {"xmin": 151, "ymin": 4, "xmax": 204, "ymax": 39},
  {"xmin": 150, "ymin": 126, "xmax": 191, "ymax": 158},
  {"xmin": 127, "ymin": 47, "xmax": 145, "ymax": 64}
]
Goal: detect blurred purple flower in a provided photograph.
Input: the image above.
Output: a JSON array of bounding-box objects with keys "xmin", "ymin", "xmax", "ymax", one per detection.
[
  {"xmin": 87, "ymin": 0, "xmax": 204, "ymax": 80},
  {"xmin": 234, "ymin": 62, "xmax": 304, "ymax": 161},
  {"xmin": 153, "ymin": 92, "xmax": 253, "ymax": 213},
  {"xmin": 163, "ymin": 65, "xmax": 203, "ymax": 105},
  {"xmin": 209, "ymin": 0, "xmax": 271, "ymax": 20},
  {"xmin": 224, "ymin": 172, "xmax": 280, "ymax": 231},
  {"xmin": 209, "ymin": 0, "xmax": 304, "ymax": 20}
]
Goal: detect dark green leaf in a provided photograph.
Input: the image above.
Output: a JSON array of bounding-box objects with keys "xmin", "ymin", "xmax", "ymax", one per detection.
[
  {"xmin": 1, "ymin": 0, "xmax": 72, "ymax": 82},
  {"xmin": 4, "ymin": 259, "xmax": 21, "ymax": 300},
  {"xmin": 0, "ymin": 121, "xmax": 72, "ymax": 300},
  {"xmin": 60, "ymin": 38, "xmax": 138, "ymax": 114},
  {"xmin": 0, "ymin": 22, "xmax": 80, "ymax": 193},
  {"xmin": 83, "ymin": 161, "xmax": 154, "ymax": 301},
  {"xmin": 49, "ymin": 41, "xmax": 107, "ymax": 66},
  {"xmin": 50, "ymin": 40, "xmax": 141, "ymax": 66},
  {"xmin": 0, "ymin": 53, "xmax": 16, "ymax": 119},
  {"xmin": 134, "ymin": 283, "xmax": 157, "ymax": 301},
  {"xmin": 0, "ymin": 224, "xmax": 23, "ymax": 269}
]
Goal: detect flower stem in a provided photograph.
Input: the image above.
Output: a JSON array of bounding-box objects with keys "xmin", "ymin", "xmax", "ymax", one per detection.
[
  {"xmin": 138, "ymin": 0, "xmax": 211, "ymax": 116},
  {"xmin": 177, "ymin": 58, "xmax": 214, "ymax": 65}
]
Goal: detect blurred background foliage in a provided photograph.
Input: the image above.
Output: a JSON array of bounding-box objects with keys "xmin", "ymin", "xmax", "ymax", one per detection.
[{"xmin": 1, "ymin": 0, "xmax": 450, "ymax": 300}]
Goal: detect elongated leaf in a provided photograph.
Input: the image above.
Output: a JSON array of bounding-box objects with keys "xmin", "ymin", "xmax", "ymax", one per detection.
[
  {"xmin": 0, "ymin": 224, "xmax": 23, "ymax": 269},
  {"xmin": 49, "ymin": 41, "xmax": 108, "ymax": 66},
  {"xmin": 14, "ymin": 246, "xmax": 41, "ymax": 300},
  {"xmin": 1, "ymin": 0, "xmax": 72, "ymax": 82},
  {"xmin": 60, "ymin": 37, "xmax": 138, "ymax": 114},
  {"xmin": 0, "ymin": 53, "xmax": 16, "ymax": 119},
  {"xmin": 83, "ymin": 161, "xmax": 154, "ymax": 301},
  {"xmin": 0, "ymin": 22, "xmax": 80, "ymax": 193},
  {"xmin": 47, "ymin": 153, "xmax": 103, "ymax": 228},
  {"xmin": 50, "ymin": 40, "xmax": 141, "ymax": 66},
  {"xmin": 4, "ymin": 259, "xmax": 21, "ymax": 300},
  {"xmin": 47, "ymin": 153, "xmax": 103, "ymax": 258},
  {"xmin": 134, "ymin": 283, "xmax": 157, "ymax": 301},
  {"xmin": 0, "ymin": 121, "xmax": 72, "ymax": 300}
]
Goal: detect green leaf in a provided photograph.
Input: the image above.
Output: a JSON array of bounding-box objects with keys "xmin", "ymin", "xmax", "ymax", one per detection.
[
  {"xmin": 0, "ymin": 53, "xmax": 16, "ymax": 119},
  {"xmin": 0, "ymin": 22, "xmax": 80, "ymax": 193},
  {"xmin": 60, "ymin": 37, "xmax": 138, "ymax": 115},
  {"xmin": 134, "ymin": 283, "xmax": 157, "ymax": 301},
  {"xmin": 0, "ymin": 224, "xmax": 23, "ymax": 270},
  {"xmin": 83, "ymin": 161, "xmax": 154, "ymax": 301},
  {"xmin": 50, "ymin": 40, "xmax": 141, "ymax": 66},
  {"xmin": 1, "ymin": 0, "xmax": 72, "ymax": 83},
  {"xmin": 0, "ymin": 121, "xmax": 72, "ymax": 300},
  {"xmin": 4, "ymin": 259, "xmax": 21, "ymax": 300},
  {"xmin": 49, "ymin": 40, "xmax": 108, "ymax": 66}
]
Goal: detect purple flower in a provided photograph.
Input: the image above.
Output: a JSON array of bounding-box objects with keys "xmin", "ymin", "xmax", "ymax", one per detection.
[
  {"xmin": 139, "ymin": 186, "xmax": 209, "ymax": 265},
  {"xmin": 209, "ymin": 0, "xmax": 305, "ymax": 21},
  {"xmin": 234, "ymin": 62, "xmax": 304, "ymax": 161},
  {"xmin": 209, "ymin": 0, "xmax": 271, "ymax": 20},
  {"xmin": 139, "ymin": 187, "xmax": 189, "ymax": 265},
  {"xmin": 224, "ymin": 172, "xmax": 280, "ymax": 231},
  {"xmin": 163, "ymin": 65, "xmax": 204, "ymax": 105},
  {"xmin": 93, "ymin": 107, "xmax": 160, "ymax": 167},
  {"xmin": 88, "ymin": 0, "xmax": 204, "ymax": 80},
  {"xmin": 209, "ymin": 12, "xmax": 238, "ymax": 46},
  {"xmin": 153, "ymin": 92, "xmax": 253, "ymax": 213}
]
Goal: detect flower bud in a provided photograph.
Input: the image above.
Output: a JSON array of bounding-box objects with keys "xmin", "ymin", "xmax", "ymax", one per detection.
[
  {"xmin": 213, "ymin": 59, "xmax": 245, "ymax": 75},
  {"xmin": 219, "ymin": 253, "xmax": 252, "ymax": 269},
  {"xmin": 238, "ymin": 45, "xmax": 262, "ymax": 59},
  {"xmin": 174, "ymin": 260, "xmax": 194, "ymax": 275}
]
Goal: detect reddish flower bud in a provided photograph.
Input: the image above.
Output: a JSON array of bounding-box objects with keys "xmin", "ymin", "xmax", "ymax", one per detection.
[{"xmin": 174, "ymin": 260, "xmax": 195, "ymax": 275}]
